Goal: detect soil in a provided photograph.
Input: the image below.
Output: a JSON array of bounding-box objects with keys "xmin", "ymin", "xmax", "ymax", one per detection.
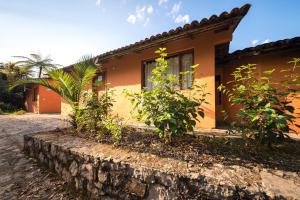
[{"xmin": 61, "ymin": 128, "xmax": 300, "ymax": 173}]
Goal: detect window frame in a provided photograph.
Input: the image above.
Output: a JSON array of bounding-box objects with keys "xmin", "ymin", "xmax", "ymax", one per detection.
[{"xmin": 141, "ymin": 49, "xmax": 194, "ymax": 90}]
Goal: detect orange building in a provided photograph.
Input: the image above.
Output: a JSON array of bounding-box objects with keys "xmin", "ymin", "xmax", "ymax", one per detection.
[
  {"xmin": 25, "ymin": 80, "xmax": 61, "ymax": 114},
  {"xmin": 69, "ymin": 4, "xmax": 250, "ymax": 129},
  {"xmin": 33, "ymin": 3, "xmax": 299, "ymax": 131},
  {"xmin": 219, "ymin": 37, "xmax": 300, "ymax": 131}
]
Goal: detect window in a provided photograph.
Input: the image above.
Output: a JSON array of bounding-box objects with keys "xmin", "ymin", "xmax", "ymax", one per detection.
[
  {"xmin": 33, "ymin": 87, "xmax": 38, "ymax": 101},
  {"xmin": 143, "ymin": 52, "xmax": 193, "ymax": 91}
]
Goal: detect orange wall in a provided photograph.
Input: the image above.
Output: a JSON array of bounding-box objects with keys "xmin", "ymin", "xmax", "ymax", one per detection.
[
  {"xmin": 97, "ymin": 29, "xmax": 233, "ymax": 128},
  {"xmin": 220, "ymin": 50, "xmax": 300, "ymax": 132},
  {"xmin": 25, "ymin": 81, "xmax": 61, "ymax": 114},
  {"xmin": 38, "ymin": 85, "xmax": 61, "ymax": 113}
]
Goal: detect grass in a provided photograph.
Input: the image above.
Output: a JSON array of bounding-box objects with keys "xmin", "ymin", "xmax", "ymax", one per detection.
[{"xmin": 0, "ymin": 109, "xmax": 26, "ymax": 115}]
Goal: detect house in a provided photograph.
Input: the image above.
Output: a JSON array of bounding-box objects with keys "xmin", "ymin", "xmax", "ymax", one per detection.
[
  {"xmin": 61, "ymin": 4, "xmax": 251, "ymax": 128},
  {"xmin": 219, "ymin": 36, "xmax": 300, "ymax": 131},
  {"xmin": 25, "ymin": 80, "xmax": 61, "ymax": 114},
  {"xmin": 59, "ymin": 3, "xmax": 299, "ymax": 131}
]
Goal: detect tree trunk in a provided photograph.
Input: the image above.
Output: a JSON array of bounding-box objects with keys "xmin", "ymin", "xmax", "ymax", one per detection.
[{"xmin": 38, "ymin": 67, "xmax": 42, "ymax": 78}]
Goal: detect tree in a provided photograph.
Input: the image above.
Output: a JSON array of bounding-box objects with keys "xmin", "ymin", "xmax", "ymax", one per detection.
[
  {"xmin": 0, "ymin": 62, "xmax": 31, "ymax": 112},
  {"xmin": 0, "ymin": 62, "xmax": 31, "ymax": 83},
  {"xmin": 11, "ymin": 55, "xmax": 97, "ymax": 125},
  {"xmin": 14, "ymin": 53, "xmax": 57, "ymax": 78},
  {"xmin": 126, "ymin": 48, "xmax": 209, "ymax": 143}
]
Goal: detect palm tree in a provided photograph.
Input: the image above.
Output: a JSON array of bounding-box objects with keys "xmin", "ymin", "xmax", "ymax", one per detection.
[
  {"xmin": 11, "ymin": 55, "xmax": 97, "ymax": 126},
  {"xmin": 0, "ymin": 62, "xmax": 32, "ymax": 83},
  {"xmin": 14, "ymin": 53, "xmax": 57, "ymax": 78}
]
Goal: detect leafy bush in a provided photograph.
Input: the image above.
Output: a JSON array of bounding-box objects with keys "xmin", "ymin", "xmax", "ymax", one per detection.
[
  {"xmin": 0, "ymin": 89, "xmax": 24, "ymax": 112},
  {"xmin": 0, "ymin": 101, "xmax": 18, "ymax": 112},
  {"xmin": 76, "ymin": 89, "xmax": 124, "ymax": 144},
  {"xmin": 12, "ymin": 110, "xmax": 26, "ymax": 115},
  {"xmin": 126, "ymin": 48, "xmax": 209, "ymax": 143},
  {"xmin": 218, "ymin": 59, "xmax": 300, "ymax": 147}
]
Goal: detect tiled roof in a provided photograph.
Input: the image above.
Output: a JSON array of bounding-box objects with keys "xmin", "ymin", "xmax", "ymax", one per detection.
[
  {"xmin": 226, "ymin": 36, "xmax": 300, "ymax": 60},
  {"xmin": 94, "ymin": 4, "xmax": 251, "ymax": 62}
]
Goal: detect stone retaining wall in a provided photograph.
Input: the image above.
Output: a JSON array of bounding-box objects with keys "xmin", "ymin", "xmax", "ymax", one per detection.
[{"xmin": 23, "ymin": 132, "xmax": 300, "ymax": 199}]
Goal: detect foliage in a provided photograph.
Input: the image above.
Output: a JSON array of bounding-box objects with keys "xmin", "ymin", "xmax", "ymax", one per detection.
[
  {"xmin": 126, "ymin": 48, "xmax": 209, "ymax": 143},
  {"xmin": 0, "ymin": 62, "xmax": 30, "ymax": 112},
  {"xmin": 11, "ymin": 55, "xmax": 97, "ymax": 126},
  {"xmin": 218, "ymin": 59, "xmax": 300, "ymax": 147},
  {"xmin": 76, "ymin": 89, "xmax": 124, "ymax": 144},
  {"xmin": 14, "ymin": 53, "xmax": 58, "ymax": 78},
  {"xmin": 0, "ymin": 62, "xmax": 32, "ymax": 83},
  {"xmin": 0, "ymin": 101, "xmax": 15, "ymax": 112},
  {"xmin": 11, "ymin": 110, "xmax": 26, "ymax": 115}
]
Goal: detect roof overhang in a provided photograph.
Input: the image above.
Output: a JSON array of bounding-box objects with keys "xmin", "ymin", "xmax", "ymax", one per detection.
[{"xmin": 221, "ymin": 36, "xmax": 300, "ymax": 63}]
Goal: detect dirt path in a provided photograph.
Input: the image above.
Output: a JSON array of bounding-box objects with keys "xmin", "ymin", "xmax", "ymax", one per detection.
[{"xmin": 0, "ymin": 113, "xmax": 76, "ymax": 200}]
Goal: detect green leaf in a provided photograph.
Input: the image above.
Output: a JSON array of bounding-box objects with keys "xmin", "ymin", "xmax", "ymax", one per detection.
[{"xmin": 263, "ymin": 69, "xmax": 275, "ymax": 75}]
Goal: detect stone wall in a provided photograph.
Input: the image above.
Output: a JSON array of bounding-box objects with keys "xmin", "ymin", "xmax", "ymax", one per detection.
[{"xmin": 23, "ymin": 132, "xmax": 300, "ymax": 200}]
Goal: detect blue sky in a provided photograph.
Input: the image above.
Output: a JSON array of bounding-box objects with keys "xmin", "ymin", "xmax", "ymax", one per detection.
[{"xmin": 0, "ymin": 0, "xmax": 299, "ymax": 65}]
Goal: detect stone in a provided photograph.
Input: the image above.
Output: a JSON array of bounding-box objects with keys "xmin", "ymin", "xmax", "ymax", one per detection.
[
  {"xmin": 146, "ymin": 184, "xmax": 177, "ymax": 200},
  {"xmin": 125, "ymin": 178, "xmax": 146, "ymax": 198},
  {"xmin": 260, "ymin": 170, "xmax": 300, "ymax": 199},
  {"xmin": 58, "ymin": 151, "xmax": 68, "ymax": 164},
  {"xmin": 81, "ymin": 163, "xmax": 94, "ymax": 182},
  {"xmin": 23, "ymin": 128, "xmax": 300, "ymax": 200},
  {"xmin": 38, "ymin": 152, "xmax": 45, "ymax": 164},
  {"xmin": 69, "ymin": 161, "xmax": 78, "ymax": 177},
  {"xmin": 75, "ymin": 177, "xmax": 83, "ymax": 190},
  {"xmin": 94, "ymin": 181, "xmax": 103, "ymax": 190},
  {"xmin": 159, "ymin": 173, "xmax": 177, "ymax": 187},
  {"xmin": 62, "ymin": 168, "xmax": 72, "ymax": 182},
  {"xmin": 54, "ymin": 160, "xmax": 62, "ymax": 175},
  {"xmin": 101, "ymin": 161, "xmax": 110, "ymax": 171},
  {"xmin": 98, "ymin": 171, "xmax": 108, "ymax": 183},
  {"xmin": 50, "ymin": 145, "xmax": 57, "ymax": 157}
]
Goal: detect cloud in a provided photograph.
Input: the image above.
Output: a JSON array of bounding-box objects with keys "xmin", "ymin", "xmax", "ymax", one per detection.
[
  {"xmin": 126, "ymin": 5, "xmax": 154, "ymax": 26},
  {"xmin": 126, "ymin": 14, "xmax": 137, "ymax": 24},
  {"xmin": 143, "ymin": 17, "xmax": 150, "ymax": 27},
  {"xmin": 261, "ymin": 39, "xmax": 270, "ymax": 44},
  {"xmin": 147, "ymin": 6, "xmax": 154, "ymax": 14},
  {"xmin": 175, "ymin": 14, "xmax": 189, "ymax": 23},
  {"xmin": 251, "ymin": 39, "xmax": 271, "ymax": 46},
  {"xmin": 251, "ymin": 39, "xmax": 259, "ymax": 46},
  {"xmin": 158, "ymin": 0, "xmax": 168, "ymax": 6},
  {"xmin": 136, "ymin": 6, "xmax": 146, "ymax": 20},
  {"xmin": 170, "ymin": 2, "xmax": 181, "ymax": 18},
  {"xmin": 95, "ymin": 0, "xmax": 101, "ymax": 6},
  {"xmin": 168, "ymin": 1, "xmax": 189, "ymax": 24}
]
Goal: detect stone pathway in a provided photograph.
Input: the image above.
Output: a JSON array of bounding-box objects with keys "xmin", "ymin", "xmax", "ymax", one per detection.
[{"xmin": 0, "ymin": 113, "xmax": 76, "ymax": 200}]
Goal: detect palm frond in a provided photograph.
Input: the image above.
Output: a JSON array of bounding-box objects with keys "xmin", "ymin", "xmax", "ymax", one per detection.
[{"xmin": 10, "ymin": 54, "xmax": 98, "ymax": 108}]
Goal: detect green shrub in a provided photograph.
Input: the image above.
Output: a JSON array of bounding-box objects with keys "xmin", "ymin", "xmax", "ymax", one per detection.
[
  {"xmin": 218, "ymin": 59, "xmax": 300, "ymax": 147},
  {"xmin": 0, "ymin": 91, "xmax": 24, "ymax": 112},
  {"xmin": 76, "ymin": 89, "xmax": 124, "ymax": 144},
  {"xmin": 0, "ymin": 101, "xmax": 16, "ymax": 112},
  {"xmin": 12, "ymin": 110, "xmax": 26, "ymax": 115},
  {"xmin": 126, "ymin": 48, "xmax": 209, "ymax": 143}
]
